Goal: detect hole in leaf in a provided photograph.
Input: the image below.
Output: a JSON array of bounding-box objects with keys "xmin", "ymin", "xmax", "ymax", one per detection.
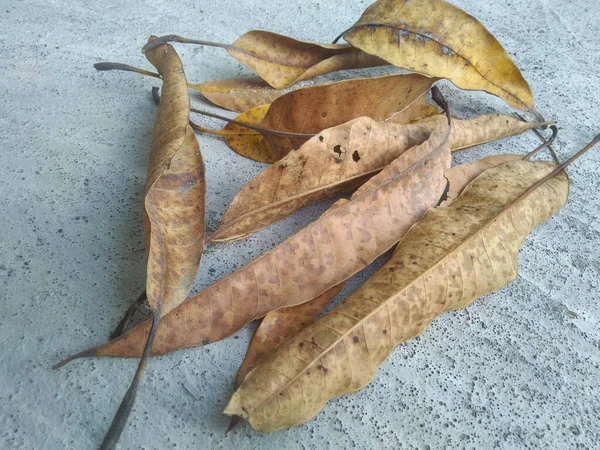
[{"xmin": 333, "ymin": 145, "xmax": 342, "ymax": 156}]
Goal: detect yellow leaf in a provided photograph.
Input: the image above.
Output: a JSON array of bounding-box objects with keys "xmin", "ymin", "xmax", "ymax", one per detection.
[{"xmin": 340, "ymin": 0, "xmax": 534, "ymax": 110}]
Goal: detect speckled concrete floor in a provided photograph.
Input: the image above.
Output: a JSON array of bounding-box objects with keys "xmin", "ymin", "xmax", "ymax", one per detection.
[{"xmin": 1, "ymin": 0, "xmax": 599, "ymax": 449}]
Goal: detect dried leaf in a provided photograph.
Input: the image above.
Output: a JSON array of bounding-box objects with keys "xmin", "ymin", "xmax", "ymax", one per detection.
[
  {"xmin": 442, "ymin": 154, "xmax": 523, "ymax": 205},
  {"xmin": 386, "ymin": 95, "xmax": 441, "ymax": 124},
  {"xmin": 259, "ymin": 73, "xmax": 438, "ymax": 159},
  {"xmin": 236, "ymin": 283, "xmax": 345, "ymax": 387},
  {"xmin": 193, "ymin": 77, "xmax": 292, "ymax": 112},
  {"xmin": 193, "ymin": 74, "xmax": 438, "ymax": 163},
  {"xmin": 192, "ymin": 105, "xmax": 278, "ymax": 163},
  {"xmin": 211, "ymin": 114, "xmax": 548, "ymax": 242},
  {"xmin": 221, "ymin": 30, "xmax": 387, "ymax": 89},
  {"xmin": 143, "ymin": 31, "xmax": 388, "ymax": 89},
  {"xmin": 224, "ymin": 159, "xmax": 569, "ymax": 431},
  {"xmin": 143, "ymin": 42, "xmax": 207, "ymax": 316},
  {"xmin": 63, "ymin": 116, "xmax": 451, "ymax": 359},
  {"xmin": 339, "ymin": 0, "xmax": 534, "ymax": 110}
]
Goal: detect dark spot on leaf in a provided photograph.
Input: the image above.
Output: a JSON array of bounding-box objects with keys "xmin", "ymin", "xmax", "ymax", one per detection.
[
  {"xmin": 333, "ymin": 145, "xmax": 342, "ymax": 156},
  {"xmin": 318, "ymin": 135, "xmax": 324, "ymax": 142},
  {"xmin": 353, "ymin": 336, "xmax": 359, "ymax": 343},
  {"xmin": 299, "ymin": 342, "xmax": 304, "ymax": 348},
  {"xmin": 322, "ymin": 112, "xmax": 327, "ymax": 117},
  {"xmin": 383, "ymin": 330, "xmax": 388, "ymax": 335},
  {"xmin": 202, "ymin": 338, "xmax": 210, "ymax": 345},
  {"xmin": 352, "ymin": 151, "xmax": 361, "ymax": 162}
]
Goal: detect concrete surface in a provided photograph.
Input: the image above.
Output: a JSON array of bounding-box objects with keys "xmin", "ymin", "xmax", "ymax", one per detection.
[{"xmin": 1, "ymin": 0, "xmax": 599, "ymax": 448}]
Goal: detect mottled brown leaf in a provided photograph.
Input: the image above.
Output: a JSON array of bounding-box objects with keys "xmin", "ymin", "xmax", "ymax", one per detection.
[
  {"xmin": 143, "ymin": 41, "xmax": 207, "ymax": 316},
  {"xmin": 211, "ymin": 114, "xmax": 547, "ymax": 242},
  {"xmin": 224, "ymin": 159, "xmax": 569, "ymax": 431},
  {"xmin": 65, "ymin": 116, "xmax": 451, "ymax": 359}
]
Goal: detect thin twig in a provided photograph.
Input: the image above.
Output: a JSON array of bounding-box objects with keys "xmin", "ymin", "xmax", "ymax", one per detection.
[
  {"xmin": 523, "ymin": 126, "xmax": 558, "ymax": 161},
  {"xmin": 109, "ymin": 291, "xmax": 147, "ymax": 340},
  {"xmin": 94, "ymin": 62, "xmax": 161, "ymax": 79},
  {"xmin": 99, "ymin": 303, "xmax": 162, "ymax": 450},
  {"xmin": 515, "ymin": 112, "xmax": 561, "ymax": 164}
]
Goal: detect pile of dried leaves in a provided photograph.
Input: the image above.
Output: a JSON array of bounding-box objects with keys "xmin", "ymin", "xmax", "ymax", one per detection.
[{"xmin": 55, "ymin": 0, "xmax": 599, "ymax": 448}]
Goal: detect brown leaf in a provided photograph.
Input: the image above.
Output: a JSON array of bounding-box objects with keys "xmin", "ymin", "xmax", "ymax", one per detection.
[
  {"xmin": 386, "ymin": 95, "xmax": 441, "ymax": 124},
  {"xmin": 211, "ymin": 114, "xmax": 548, "ymax": 242},
  {"xmin": 442, "ymin": 154, "xmax": 523, "ymax": 206},
  {"xmin": 63, "ymin": 116, "xmax": 451, "ymax": 359},
  {"xmin": 225, "ymin": 30, "xmax": 387, "ymax": 89},
  {"xmin": 193, "ymin": 74, "xmax": 439, "ymax": 163},
  {"xmin": 143, "ymin": 41, "xmax": 207, "ymax": 316},
  {"xmin": 258, "ymin": 73, "xmax": 438, "ymax": 160},
  {"xmin": 193, "ymin": 77, "xmax": 292, "ymax": 112},
  {"xmin": 143, "ymin": 31, "xmax": 388, "ymax": 89},
  {"xmin": 236, "ymin": 283, "xmax": 345, "ymax": 387},
  {"xmin": 224, "ymin": 159, "xmax": 570, "ymax": 431},
  {"xmin": 339, "ymin": 0, "xmax": 534, "ymax": 110}
]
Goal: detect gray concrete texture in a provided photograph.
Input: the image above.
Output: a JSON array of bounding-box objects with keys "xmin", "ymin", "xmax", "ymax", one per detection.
[{"xmin": 1, "ymin": 0, "xmax": 599, "ymax": 448}]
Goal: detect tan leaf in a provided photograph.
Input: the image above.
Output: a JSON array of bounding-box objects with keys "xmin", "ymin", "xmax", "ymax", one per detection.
[
  {"xmin": 227, "ymin": 30, "xmax": 387, "ymax": 89},
  {"xmin": 236, "ymin": 283, "xmax": 345, "ymax": 387},
  {"xmin": 259, "ymin": 73, "xmax": 438, "ymax": 159},
  {"xmin": 340, "ymin": 0, "xmax": 534, "ymax": 110},
  {"xmin": 442, "ymin": 154, "xmax": 523, "ymax": 205},
  {"xmin": 224, "ymin": 159, "xmax": 569, "ymax": 431},
  {"xmin": 191, "ymin": 105, "xmax": 278, "ymax": 163},
  {"xmin": 144, "ymin": 40, "xmax": 206, "ymax": 315},
  {"xmin": 211, "ymin": 114, "xmax": 548, "ymax": 242},
  {"xmin": 386, "ymin": 95, "xmax": 441, "ymax": 124},
  {"xmin": 194, "ymin": 73, "xmax": 438, "ymax": 163},
  {"xmin": 63, "ymin": 116, "xmax": 451, "ymax": 359},
  {"xmin": 193, "ymin": 77, "xmax": 292, "ymax": 112}
]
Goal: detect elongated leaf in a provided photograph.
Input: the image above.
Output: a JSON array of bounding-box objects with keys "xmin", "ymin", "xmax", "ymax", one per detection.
[
  {"xmin": 192, "ymin": 105, "xmax": 278, "ymax": 162},
  {"xmin": 211, "ymin": 114, "xmax": 547, "ymax": 242},
  {"xmin": 386, "ymin": 95, "xmax": 440, "ymax": 124},
  {"xmin": 143, "ymin": 43, "xmax": 206, "ymax": 315},
  {"xmin": 143, "ymin": 31, "xmax": 387, "ymax": 89},
  {"xmin": 224, "ymin": 159, "xmax": 569, "ymax": 431},
  {"xmin": 62, "ymin": 116, "xmax": 451, "ymax": 359},
  {"xmin": 193, "ymin": 77, "xmax": 293, "ymax": 112},
  {"xmin": 259, "ymin": 73, "xmax": 438, "ymax": 159},
  {"xmin": 228, "ymin": 30, "xmax": 387, "ymax": 89},
  {"xmin": 236, "ymin": 282, "xmax": 345, "ymax": 387},
  {"xmin": 442, "ymin": 154, "xmax": 522, "ymax": 205},
  {"xmin": 340, "ymin": 0, "xmax": 534, "ymax": 110},
  {"xmin": 194, "ymin": 73, "xmax": 438, "ymax": 163}
]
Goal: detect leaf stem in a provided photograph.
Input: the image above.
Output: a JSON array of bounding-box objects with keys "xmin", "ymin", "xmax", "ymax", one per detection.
[
  {"xmin": 523, "ymin": 126, "xmax": 558, "ymax": 161},
  {"xmin": 142, "ymin": 35, "xmax": 235, "ymax": 54},
  {"xmin": 109, "ymin": 291, "xmax": 147, "ymax": 340},
  {"xmin": 94, "ymin": 62, "xmax": 162, "ymax": 79},
  {"xmin": 98, "ymin": 303, "xmax": 162, "ymax": 450},
  {"xmin": 515, "ymin": 112, "xmax": 560, "ymax": 164}
]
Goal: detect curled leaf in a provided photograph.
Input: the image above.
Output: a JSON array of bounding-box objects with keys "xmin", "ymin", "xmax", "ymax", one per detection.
[
  {"xmin": 339, "ymin": 0, "xmax": 534, "ymax": 110},
  {"xmin": 224, "ymin": 159, "xmax": 570, "ymax": 431},
  {"xmin": 143, "ymin": 43, "xmax": 207, "ymax": 315},
  {"xmin": 62, "ymin": 116, "xmax": 452, "ymax": 360},
  {"xmin": 211, "ymin": 114, "xmax": 548, "ymax": 242}
]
